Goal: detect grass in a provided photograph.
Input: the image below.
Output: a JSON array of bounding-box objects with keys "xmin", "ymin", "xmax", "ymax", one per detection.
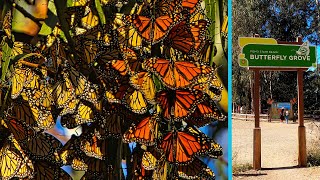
[
  {"xmin": 307, "ymin": 137, "xmax": 320, "ymax": 167},
  {"xmin": 232, "ymin": 150, "xmax": 253, "ymax": 174},
  {"xmin": 233, "ymin": 163, "xmax": 253, "ymax": 174}
]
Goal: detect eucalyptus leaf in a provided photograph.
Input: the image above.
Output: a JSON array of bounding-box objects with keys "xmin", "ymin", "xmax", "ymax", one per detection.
[
  {"xmin": 39, "ymin": 0, "xmax": 59, "ymax": 35},
  {"xmin": 95, "ymin": 0, "xmax": 106, "ymax": 25},
  {"xmin": 152, "ymin": 74, "xmax": 163, "ymax": 92},
  {"xmin": 1, "ymin": 38, "xmax": 12, "ymax": 81}
]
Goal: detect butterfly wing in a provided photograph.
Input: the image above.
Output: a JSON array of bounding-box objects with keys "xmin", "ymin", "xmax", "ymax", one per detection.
[
  {"xmin": 4, "ymin": 116, "xmax": 36, "ymax": 143},
  {"xmin": 0, "ymin": 137, "xmax": 33, "ymax": 180},
  {"xmin": 157, "ymin": 90, "xmax": 203, "ymax": 120},
  {"xmin": 186, "ymin": 102, "xmax": 223, "ymax": 127},
  {"xmin": 160, "ymin": 127, "xmax": 223, "ymax": 163},
  {"xmin": 117, "ymin": 25, "xmax": 143, "ymax": 48},
  {"xmin": 129, "ymin": 72, "xmax": 156, "ymax": 103},
  {"xmin": 178, "ymin": 158, "xmax": 215, "ymax": 179},
  {"xmin": 165, "ymin": 21, "xmax": 194, "ymax": 54},
  {"xmin": 123, "ymin": 116, "xmax": 158, "ymax": 146}
]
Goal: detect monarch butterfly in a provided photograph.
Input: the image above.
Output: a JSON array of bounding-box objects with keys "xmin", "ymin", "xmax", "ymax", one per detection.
[
  {"xmin": 2, "ymin": 10, "xmax": 12, "ymax": 39},
  {"xmin": 178, "ymin": 158, "xmax": 215, "ymax": 179},
  {"xmin": 11, "ymin": 96, "xmax": 37, "ymax": 127},
  {"xmin": 11, "ymin": 67, "xmax": 34, "ymax": 99},
  {"xmin": 123, "ymin": 115, "xmax": 158, "ymax": 146},
  {"xmin": 158, "ymin": 127, "xmax": 223, "ymax": 163},
  {"xmin": 65, "ymin": 67, "xmax": 99, "ymax": 104},
  {"xmin": 143, "ymin": 57, "xmax": 214, "ymax": 89},
  {"xmin": 42, "ymin": 40, "xmax": 67, "ymax": 72},
  {"xmin": 71, "ymin": 158, "xmax": 88, "ymax": 171},
  {"xmin": 194, "ymin": 39, "xmax": 214, "ymax": 62},
  {"xmin": 117, "ymin": 25, "xmax": 143, "ymax": 48},
  {"xmin": 75, "ymin": 102, "xmax": 94, "ymax": 123},
  {"xmin": 141, "ymin": 151, "xmax": 158, "ymax": 170},
  {"xmin": 80, "ymin": 158, "xmax": 110, "ymax": 179},
  {"xmin": 24, "ymin": 82, "xmax": 53, "ymax": 109},
  {"xmin": 194, "ymin": 76, "xmax": 223, "ymax": 101},
  {"xmin": 157, "ymin": 89, "xmax": 204, "ymax": 121},
  {"xmin": 60, "ymin": 100, "xmax": 94, "ymax": 129},
  {"xmin": 95, "ymin": 48, "xmax": 122, "ymax": 63},
  {"xmin": 10, "ymin": 41, "xmax": 35, "ymax": 58},
  {"xmin": 130, "ymin": 146, "xmax": 155, "ymax": 180},
  {"xmin": 189, "ymin": 9, "xmax": 209, "ymax": 23},
  {"xmin": 0, "ymin": 136, "xmax": 33, "ymax": 180},
  {"xmin": 164, "ymin": 21, "xmax": 193, "ymax": 54},
  {"xmin": 81, "ymin": 7, "xmax": 99, "ymax": 29},
  {"xmin": 99, "ymin": 0, "xmax": 117, "ymax": 5},
  {"xmin": 124, "ymin": 87, "xmax": 149, "ymax": 114},
  {"xmin": 46, "ymin": 26, "xmax": 64, "ymax": 48},
  {"xmin": 92, "ymin": 104, "xmax": 131, "ymax": 139},
  {"xmin": 181, "ymin": 0, "xmax": 200, "ymax": 13},
  {"xmin": 152, "ymin": 0, "xmax": 176, "ymax": 17},
  {"xmin": 65, "ymin": 5, "xmax": 90, "ymax": 29},
  {"xmin": 129, "ymin": 71, "xmax": 156, "ymax": 103},
  {"xmin": 80, "ymin": 135, "xmax": 107, "ymax": 160},
  {"xmin": 75, "ymin": 38, "xmax": 99, "ymax": 65},
  {"xmin": 94, "ymin": 112, "xmax": 122, "ymax": 139},
  {"xmin": 185, "ymin": 101, "xmax": 223, "ymax": 127},
  {"xmin": 31, "ymin": 160, "xmax": 72, "ymax": 180},
  {"xmin": 22, "ymin": 133, "xmax": 63, "ymax": 163},
  {"xmin": 60, "ymin": 148, "xmax": 109, "ymax": 178},
  {"xmin": 105, "ymin": 81, "xmax": 149, "ymax": 114},
  {"xmin": 110, "ymin": 47, "xmax": 140, "ymax": 76},
  {"xmin": 59, "ymin": 98, "xmax": 80, "ymax": 118},
  {"xmin": 66, "ymin": 66, "xmax": 88, "ymax": 97},
  {"xmin": 112, "ymin": 13, "xmax": 126, "ymax": 30},
  {"xmin": 190, "ymin": 19, "xmax": 208, "ymax": 51},
  {"xmin": 12, "ymin": 93, "xmax": 55, "ymax": 130},
  {"xmin": 20, "ymin": 91, "xmax": 55, "ymax": 130},
  {"xmin": 126, "ymin": 15, "xmax": 174, "ymax": 44},
  {"xmin": 69, "ymin": 0, "xmax": 90, "ymax": 7},
  {"xmin": 4, "ymin": 116, "xmax": 36, "ymax": 143},
  {"xmin": 51, "ymin": 77, "xmax": 75, "ymax": 109}
]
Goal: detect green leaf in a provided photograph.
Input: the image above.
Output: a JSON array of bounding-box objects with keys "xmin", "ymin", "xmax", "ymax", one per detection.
[
  {"xmin": 205, "ymin": 0, "xmax": 216, "ymax": 39},
  {"xmin": 39, "ymin": 0, "xmax": 59, "ymax": 35},
  {"xmin": 67, "ymin": 0, "xmax": 73, "ymax": 7},
  {"xmin": 95, "ymin": 0, "xmax": 106, "ymax": 25},
  {"xmin": 1, "ymin": 38, "xmax": 13, "ymax": 81},
  {"xmin": 152, "ymin": 74, "xmax": 163, "ymax": 92}
]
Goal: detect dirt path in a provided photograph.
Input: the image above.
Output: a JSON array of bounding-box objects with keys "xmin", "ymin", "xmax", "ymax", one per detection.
[{"xmin": 232, "ymin": 119, "xmax": 320, "ymax": 180}]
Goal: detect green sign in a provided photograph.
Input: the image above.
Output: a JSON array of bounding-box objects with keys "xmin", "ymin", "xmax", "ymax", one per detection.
[{"xmin": 239, "ymin": 40, "xmax": 317, "ymax": 68}]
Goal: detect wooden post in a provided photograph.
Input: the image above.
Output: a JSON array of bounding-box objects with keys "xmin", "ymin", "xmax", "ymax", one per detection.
[
  {"xmin": 297, "ymin": 69, "xmax": 307, "ymax": 167},
  {"xmin": 253, "ymin": 69, "xmax": 261, "ymax": 170}
]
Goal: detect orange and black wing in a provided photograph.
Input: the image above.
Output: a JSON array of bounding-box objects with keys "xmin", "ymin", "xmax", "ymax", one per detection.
[
  {"xmin": 178, "ymin": 158, "xmax": 215, "ymax": 179},
  {"xmin": 157, "ymin": 90, "xmax": 204, "ymax": 120},
  {"xmin": 165, "ymin": 21, "xmax": 194, "ymax": 54},
  {"xmin": 143, "ymin": 58, "xmax": 214, "ymax": 89},
  {"xmin": 123, "ymin": 116, "xmax": 158, "ymax": 146},
  {"xmin": 159, "ymin": 128, "xmax": 223, "ymax": 163}
]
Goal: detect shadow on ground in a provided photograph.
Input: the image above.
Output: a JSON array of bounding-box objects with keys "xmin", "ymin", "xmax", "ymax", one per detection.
[{"xmin": 233, "ymin": 166, "xmax": 306, "ymax": 177}]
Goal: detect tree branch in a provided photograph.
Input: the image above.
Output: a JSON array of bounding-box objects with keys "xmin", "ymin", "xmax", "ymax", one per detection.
[{"xmin": 10, "ymin": 0, "xmax": 45, "ymax": 27}]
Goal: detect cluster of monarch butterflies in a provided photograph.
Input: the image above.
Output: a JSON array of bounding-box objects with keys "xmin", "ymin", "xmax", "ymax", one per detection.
[{"xmin": 0, "ymin": 0, "xmax": 226, "ymax": 179}]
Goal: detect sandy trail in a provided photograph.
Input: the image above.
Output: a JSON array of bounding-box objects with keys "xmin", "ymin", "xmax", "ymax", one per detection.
[{"xmin": 232, "ymin": 119, "xmax": 320, "ymax": 180}]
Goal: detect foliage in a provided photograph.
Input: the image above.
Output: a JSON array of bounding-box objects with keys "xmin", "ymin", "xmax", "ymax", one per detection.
[
  {"xmin": 307, "ymin": 122, "xmax": 320, "ymax": 167},
  {"xmin": 232, "ymin": 0, "xmax": 319, "ymax": 112},
  {"xmin": 232, "ymin": 163, "xmax": 253, "ymax": 174},
  {"xmin": 0, "ymin": 0, "xmax": 228, "ymax": 179}
]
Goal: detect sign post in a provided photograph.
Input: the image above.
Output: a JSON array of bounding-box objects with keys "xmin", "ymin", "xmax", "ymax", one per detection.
[
  {"xmin": 253, "ymin": 69, "xmax": 261, "ymax": 169},
  {"xmin": 238, "ymin": 37, "xmax": 316, "ymax": 169}
]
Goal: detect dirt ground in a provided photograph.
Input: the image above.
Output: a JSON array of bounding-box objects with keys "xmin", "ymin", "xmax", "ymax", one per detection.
[{"xmin": 232, "ymin": 119, "xmax": 320, "ymax": 180}]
